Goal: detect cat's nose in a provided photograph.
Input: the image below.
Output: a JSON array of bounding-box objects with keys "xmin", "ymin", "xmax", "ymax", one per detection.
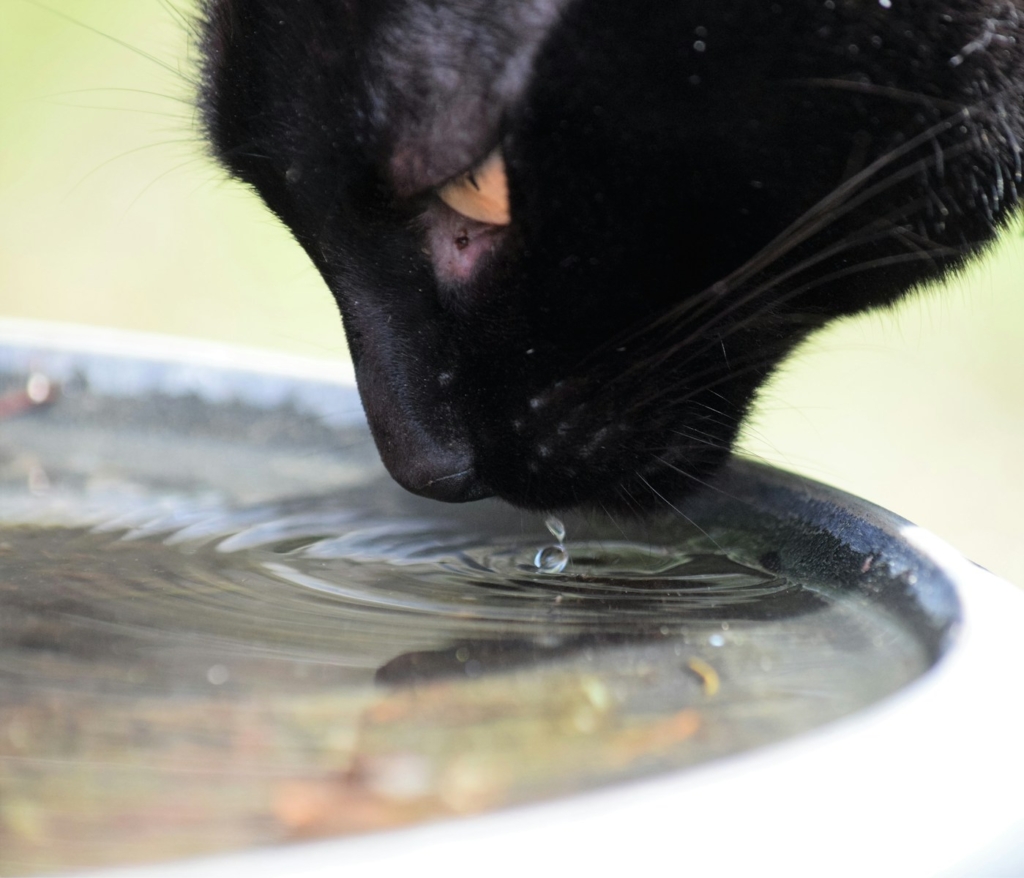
[
  {"xmin": 381, "ymin": 438, "xmax": 492, "ymax": 502},
  {"xmin": 404, "ymin": 458, "xmax": 492, "ymax": 503},
  {"xmin": 340, "ymin": 295, "xmax": 493, "ymax": 502},
  {"xmin": 362, "ymin": 390, "xmax": 492, "ymax": 502}
]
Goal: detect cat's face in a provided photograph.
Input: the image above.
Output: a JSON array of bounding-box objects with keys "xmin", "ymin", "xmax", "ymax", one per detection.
[{"xmin": 200, "ymin": 0, "xmax": 1023, "ymax": 511}]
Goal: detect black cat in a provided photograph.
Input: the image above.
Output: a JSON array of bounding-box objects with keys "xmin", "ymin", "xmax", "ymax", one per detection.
[{"xmin": 199, "ymin": 0, "xmax": 1024, "ymax": 511}]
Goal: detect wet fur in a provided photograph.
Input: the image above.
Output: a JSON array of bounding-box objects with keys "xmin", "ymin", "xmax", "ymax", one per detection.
[{"xmin": 199, "ymin": 0, "xmax": 1024, "ymax": 511}]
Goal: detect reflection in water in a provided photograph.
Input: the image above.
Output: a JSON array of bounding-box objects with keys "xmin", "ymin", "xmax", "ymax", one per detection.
[{"xmin": 0, "ymin": 367, "xmax": 930, "ymax": 874}]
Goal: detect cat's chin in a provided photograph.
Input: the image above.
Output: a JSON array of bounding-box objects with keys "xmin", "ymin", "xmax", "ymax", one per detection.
[{"xmin": 468, "ymin": 452, "xmax": 730, "ymax": 514}]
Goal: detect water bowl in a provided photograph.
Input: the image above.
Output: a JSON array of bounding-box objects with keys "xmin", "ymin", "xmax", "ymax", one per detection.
[{"xmin": 1, "ymin": 319, "xmax": 1023, "ymax": 878}]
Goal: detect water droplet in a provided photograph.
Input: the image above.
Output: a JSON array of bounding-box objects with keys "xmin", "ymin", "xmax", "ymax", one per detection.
[
  {"xmin": 206, "ymin": 664, "xmax": 229, "ymax": 685},
  {"xmin": 582, "ymin": 677, "xmax": 612, "ymax": 712},
  {"xmin": 709, "ymin": 633, "xmax": 726, "ymax": 647},
  {"xmin": 25, "ymin": 373, "xmax": 52, "ymax": 404},
  {"xmin": 464, "ymin": 659, "xmax": 483, "ymax": 678},
  {"xmin": 534, "ymin": 545, "xmax": 568, "ymax": 574},
  {"xmin": 536, "ymin": 516, "xmax": 569, "ymax": 572},
  {"xmin": 544, "ymin": 516, "xmax": 566, "ymax": 543}
]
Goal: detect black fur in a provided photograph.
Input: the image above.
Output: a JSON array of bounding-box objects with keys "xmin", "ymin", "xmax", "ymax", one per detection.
[{"xmin": 199, "ymin": 0, "xmax": 1024, "ymax": 511}]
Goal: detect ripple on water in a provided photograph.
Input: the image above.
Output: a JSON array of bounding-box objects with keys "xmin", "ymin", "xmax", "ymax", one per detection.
[
  {"xmin": 0, "ymin": 374, "xmax": 933, "ymax": 871},
  {"xmin": 0, "ymin": 486, "xmax": 797, "ymax": 645}
]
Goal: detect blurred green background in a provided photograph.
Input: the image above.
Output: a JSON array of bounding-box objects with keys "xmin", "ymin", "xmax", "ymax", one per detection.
[{"xmin": 3, "ymin": 0, "xmax": 1022, "ymax": 584}]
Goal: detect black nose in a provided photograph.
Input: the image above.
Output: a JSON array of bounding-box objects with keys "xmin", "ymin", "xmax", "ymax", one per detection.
[
  {"xmin": 383, "ymin": 442, "xmax": 492, "ymax": 503},
  {"xmin": 364, "ymin": 403, "xmax": 492, "ymax": 502},
  {"xmin": 407, "ymin": 460, "xmax": 492, "ymax": 503},
  {"xmin": 343, "ymin": 302, "xmax": 492, "ymax": 503}
]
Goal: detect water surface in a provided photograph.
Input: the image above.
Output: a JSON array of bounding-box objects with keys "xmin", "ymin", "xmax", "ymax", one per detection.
[{"xmin": 0, "ymin": 365, "xmax": 930, "ymax": 874}]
